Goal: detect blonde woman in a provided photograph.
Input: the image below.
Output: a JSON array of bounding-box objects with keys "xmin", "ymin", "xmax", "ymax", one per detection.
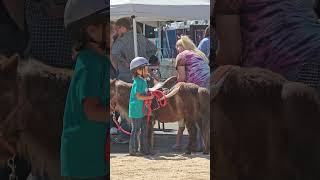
[
  {"xmin": 172, "ymin": 36, "xmax": 210, "ymax": 152},
  {"xmin": 175, "ymin": 35, "xmax": 210, "ymax": 89}
]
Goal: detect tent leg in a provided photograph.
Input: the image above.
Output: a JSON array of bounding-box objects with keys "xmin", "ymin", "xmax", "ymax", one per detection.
[{"xmin": 132, "ymin": 15, "xmax": 138, "ymax": 57}]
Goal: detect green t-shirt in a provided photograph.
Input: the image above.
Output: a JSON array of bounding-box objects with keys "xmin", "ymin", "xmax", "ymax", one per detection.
[
  {"xmin": 60, "ymin": 48, "xmax": 109, "ymax": 178},
  {"xmin": 128, "ymin": 76, "xmax": 148, "ymax": 119}
]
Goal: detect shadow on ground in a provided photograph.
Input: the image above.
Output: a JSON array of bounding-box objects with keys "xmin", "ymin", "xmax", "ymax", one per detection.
[
  {"xmin": 111, "ymin": 133, "xmax": 189, "ymax": 154},
  {"xmin": 143, "ymin": 153, "xmax": 210, "ymax": 160},
  {"xmin": 111, "ymin": 122, "xmax": 210, "ymax": 161},
  {"xmin": 110, "ymin": 152, "xmax": 210, "ymax": 160}
]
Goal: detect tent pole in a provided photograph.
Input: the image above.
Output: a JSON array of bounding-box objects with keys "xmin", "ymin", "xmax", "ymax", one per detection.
[
  {"xmin": 143, "ymin": 23, "xmax": 146, "ymax": 36},
  {"xmin": 132, "ymin": 15, "xmax": 138, "ymax": 57},
  {"xmin": 165, "ymin": 28, "xmax": 170, "ymax": 58},
  {"xmin": 158, "ymin": 21, "xmax": 162, "ymax": 62}
]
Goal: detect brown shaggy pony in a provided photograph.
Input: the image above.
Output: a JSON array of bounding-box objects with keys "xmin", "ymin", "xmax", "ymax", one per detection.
[
  {"xmin": 0, "ymin": 54, "xmax": 72, "ymax": 179},
  {"xmin": 212, "ymin": 65, "xmax": 320, "ymax": 180},
  {"xmin": 0, "ymin": 54, "xmax": 19, "ymax": 167},
  {"xmin": 110, "ymin": 78, "xmax": 210, "ymax": 154}
]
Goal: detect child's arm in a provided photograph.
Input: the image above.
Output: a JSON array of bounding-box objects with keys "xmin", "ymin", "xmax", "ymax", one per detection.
[
  {"xmin": 153, "ymin": 78, "xmax": 159, "ymax": 84},
  {"xmin": 83, "ymin": 98, "xmax": 109, "ymax": 123},
  {"xmin": 136, "ymin": 93, "xmax": 154, "ymax": 101}
]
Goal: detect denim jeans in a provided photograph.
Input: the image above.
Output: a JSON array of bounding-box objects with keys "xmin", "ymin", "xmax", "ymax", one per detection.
[
  {"xmin": 118, "ymin": 116, "xmax": 131, "ymax": 140},
  {"xmin": 129, "ymin": 117, "xmax": 150, "ymax": 154},
  {"xmin": 196, "ymin": 124, "xmax": 203, "ymax": 151}
]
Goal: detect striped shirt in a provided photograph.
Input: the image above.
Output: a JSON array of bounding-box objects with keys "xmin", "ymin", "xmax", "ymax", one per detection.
[{"xmin": 176, "ymin": 50, "xmax": 210, "ymax": 89}]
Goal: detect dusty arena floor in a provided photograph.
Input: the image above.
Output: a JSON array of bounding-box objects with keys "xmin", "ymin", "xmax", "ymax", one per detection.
[{"xmin": 110, "ymin": 122, "xmax": 210, "ymax": 180}]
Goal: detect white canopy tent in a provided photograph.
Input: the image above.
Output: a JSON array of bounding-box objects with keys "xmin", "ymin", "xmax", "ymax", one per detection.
[
  {"xmin": 110, "ymin": 0, "xmax": 210, "ymax": 21},
  {"xmin": 110, "ymin": 0, "xmax": 210, "ymax": 57}
]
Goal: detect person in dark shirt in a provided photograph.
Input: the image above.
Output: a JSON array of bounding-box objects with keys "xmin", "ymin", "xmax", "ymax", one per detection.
[
  {"xmin": 0, "ymin": 0, "xmax": 27, "ymax": 57},
  {"xmin": 25, "ymin": 0, "xmax": 74, "ymax": 69}
]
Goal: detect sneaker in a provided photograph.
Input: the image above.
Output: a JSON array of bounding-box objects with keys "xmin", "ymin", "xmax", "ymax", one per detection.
[
  {"xmin": 149, "ymin": 151, "xmax": 157, "ymax": 156},
  {"xmin": 117, "ymin": 138, "xmax": 129, "ymax": 144},
  {"xmin": 171, "ymin": 144, "xmax": 182, "ymax": 151},
  {"xmin": 184, "ymin": 150, "xmax": 192, "ymax": 155},
  {"xmin": 142, "ymin": 151, "xmax": 156, "ymax": 156},
  {"xmin": 111, "ymin": 137, "xmax": 120, "ymax": 143}
]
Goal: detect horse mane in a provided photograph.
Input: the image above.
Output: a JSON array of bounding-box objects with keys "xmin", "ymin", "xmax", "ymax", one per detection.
[
  {"xmin": 17, "ymin": 58, "xmax": 72, "ymax": 82},
  {"xmin": 221, "ymin": 67, "xmax": 286, "ymax": 105}
]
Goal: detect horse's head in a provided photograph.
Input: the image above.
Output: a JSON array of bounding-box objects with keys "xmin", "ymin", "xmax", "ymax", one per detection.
[
  {"xmin": 110, "ymin": 79, "xmax": 132, "ymax": 116},
  {"xmin": 110, "ymin": 79, "xmax": 117, "ymax": 112}
]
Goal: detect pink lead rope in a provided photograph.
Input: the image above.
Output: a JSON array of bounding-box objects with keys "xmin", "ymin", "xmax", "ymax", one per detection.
[
  {"xmin": 112, "ymin": 89, "xmax": 167, "ymax": 136},
  {"xmin": 143, "ymin": 89, "xmax": 167, "ymax": 125}
]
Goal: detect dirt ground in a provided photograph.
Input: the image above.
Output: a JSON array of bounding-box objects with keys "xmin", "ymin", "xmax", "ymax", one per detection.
[
  {"xmin": 110, "ymin": 153, "xmax": 210, "ymax": 180},
  {"xmin": 110, "ymin": 122, "xmax": 210, "ymax": 180}
]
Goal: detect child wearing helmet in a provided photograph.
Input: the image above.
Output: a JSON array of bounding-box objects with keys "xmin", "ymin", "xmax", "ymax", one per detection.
[
  {"xmin": 128, "ymin": 57, "xmax": 155, "ymax": 156},
  {"xmin": 60, "ymin": 0, "xmax": 109, "ymax": 179}
]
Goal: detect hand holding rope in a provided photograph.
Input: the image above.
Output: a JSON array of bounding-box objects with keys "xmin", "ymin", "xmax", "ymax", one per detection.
[{"xmin": 143, "ymin": 89, "xmax": 167, "ymax": 125}]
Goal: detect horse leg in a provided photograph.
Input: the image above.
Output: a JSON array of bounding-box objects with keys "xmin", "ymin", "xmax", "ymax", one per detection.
[
  {"xmin": 200, "ymin": 117, "xmax": 210, "ymax": 155},
  {"xmin": 185, "ymin": 119, "xmax": 197, "ymax": 154},
  {"xmin": 147, "ymin": 119, "xmax": 154, "ymax": 149},
  {"xmin": 197, "ymin": 87, "xmax": 210, "ymax": 154}
]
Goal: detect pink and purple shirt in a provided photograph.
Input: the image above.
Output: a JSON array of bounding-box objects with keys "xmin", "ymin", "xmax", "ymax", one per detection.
[{"xmin": 176, "ymin": 50, "xmax": 210, "ymax": 89}]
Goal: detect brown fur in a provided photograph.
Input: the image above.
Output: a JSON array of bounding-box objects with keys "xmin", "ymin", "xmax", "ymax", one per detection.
[
  {"xmin": 0, "ymin": 55, "xmax": 72, "ymax": 179},
  {"xmin": 109, "ymin": 79, "xmax": 156, "ymax": 148},
  {"xmin": 281, "ymin": 82, "xmax": 320, "ymax": 179},
  {"xmin": 212, "ymin": 65, "xmax": 320, "ymax": 180},
  {"xmin": 110, "ymin": 77, "xmax": 210, "ymax": 154},
  {"xmin": 0, "ymin": 54, "xmax": 19, "ymax": 167}
]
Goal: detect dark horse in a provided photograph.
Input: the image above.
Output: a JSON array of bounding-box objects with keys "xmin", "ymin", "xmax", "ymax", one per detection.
[{"xmin": 212, "ymin": 65, "xmax": 320, "ymax": 180}]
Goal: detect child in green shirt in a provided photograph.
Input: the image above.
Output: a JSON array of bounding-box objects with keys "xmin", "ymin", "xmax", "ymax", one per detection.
[
  {"xmin": 61, "ymin": 1, "xmax": 110, "ymax": 179},
  {"xmin": 128, "ymin": 57, "xmax": 154, "ymax": 156}
]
